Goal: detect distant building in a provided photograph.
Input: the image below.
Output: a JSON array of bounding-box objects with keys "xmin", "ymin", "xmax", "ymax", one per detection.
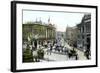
[
  {"xmin": 56, "ymin": 31, "xmax": 66, "ymax": 40},
  {"xmin": 56, "ymin": 31, "xmax": 66, "ymax": 46},
  {"xmin": 77, "ymin": 14, "xmax": 91, "ymax": 51},
  {"xmin": 66, "ymin": 27, "xmax": 74, "ymax": 44},
  {"xmin": 66, "ymin": 26, "xmax": 79, "ymax": 47}
]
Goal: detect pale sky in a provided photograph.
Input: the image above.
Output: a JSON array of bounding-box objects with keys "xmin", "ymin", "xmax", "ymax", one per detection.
[{"xmin": 23, "ymin": 10, "xmax": 84, "ymax": 32}]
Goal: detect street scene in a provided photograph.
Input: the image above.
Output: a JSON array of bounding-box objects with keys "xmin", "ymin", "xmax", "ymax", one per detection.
[{"xmin": 22, "ymin": 10, "xmax": 91, "ymax": 63}]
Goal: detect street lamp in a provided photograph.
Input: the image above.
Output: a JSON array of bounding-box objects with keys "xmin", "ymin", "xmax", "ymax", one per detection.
[{"xmin": 34, "ymin": 34, "xmax": 39, "ymax": 49}]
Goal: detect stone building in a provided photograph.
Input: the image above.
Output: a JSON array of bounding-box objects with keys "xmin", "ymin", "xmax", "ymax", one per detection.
[
  {"xmin": 22, "ymin": 18, "xmax": 56, "ymax": 49},
  {"xmin": 66, "ymin": 26, "xmax": 79, "ymax": 47},
  {"xmin": 77, "ymin": 14, "xmax": 91, "ymax": 51}
]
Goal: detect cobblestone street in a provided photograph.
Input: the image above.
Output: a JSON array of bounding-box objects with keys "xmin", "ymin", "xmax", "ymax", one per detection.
[{"xmin": 38, "ymin": 41, "xmax": 87, "ymax": 62}]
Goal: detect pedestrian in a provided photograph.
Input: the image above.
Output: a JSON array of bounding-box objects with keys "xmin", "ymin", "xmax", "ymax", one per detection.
[
  {"xmin": 33, "ymin": 50, "xmax": 38, "ymax": 62},
  {"xmin": 44, "ymin": 41, "xmax": 47, "ymax": 48},
  {"xmin": 47, "ymin": 42, "xmax": 51, "ymax": 55},
  {"xmin": 34, "ymin": 40, "xmax": 37, "ymax": 49},
  {"xmin": 68, "ymin": 50, "xmax": 72, "ymax": 59},
  {"xmin": 50, "ymin": 43, "xmax": 53, "ymax": 55},
  {"xmin": 72, "ymin": 48, "xmax": 76, "ymax": 55},
  {"xmin": 55, "ymin": 43, "xmax": 58, "ymax": 52},
  {"xmin": 57, "ymin": 41, "xmax": 61, "ymax": 52},
  {"xmin": 64, "ymin": 47, "xmax": 68, "ymax": 54},
  {"xmin": 84, "ymin": 49, "xmax": 90, "ymax": 59},
  {"xmin": 75, "ymin": 53, "xmax": 78, "ymax": 60},
  {"xmin": 46, "ymin": 43, "xmax": 49, "ymax": 55}
]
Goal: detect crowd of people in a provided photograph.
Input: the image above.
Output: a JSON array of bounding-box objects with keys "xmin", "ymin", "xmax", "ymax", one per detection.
[
  {"xmin": 41, "ymin": 39, "xmax": 79, "ymax": 60},
  {"xmin": 23, "ymin": 37, "xmax": 91, "ymax": 61}
]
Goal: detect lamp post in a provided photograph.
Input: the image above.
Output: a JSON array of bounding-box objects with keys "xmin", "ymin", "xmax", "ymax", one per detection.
[{"xmin": 34, "ymin": 34, "xmax": 39, "ymax": 49}]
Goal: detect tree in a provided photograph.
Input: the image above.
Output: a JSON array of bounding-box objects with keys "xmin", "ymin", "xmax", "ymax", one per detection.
[{"xmin": 23, "ymin": 48, "xmax": 33, "ymax": 62}]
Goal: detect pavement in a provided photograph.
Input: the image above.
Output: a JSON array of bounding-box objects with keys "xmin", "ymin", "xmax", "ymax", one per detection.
[{"xmin": 44, "ymin": 50, "xmax": 68, "ymax": 61}]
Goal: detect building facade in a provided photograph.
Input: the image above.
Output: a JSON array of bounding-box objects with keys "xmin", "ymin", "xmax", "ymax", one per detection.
[
  {"xmin": 66, "ymin": 26, "xmax": 79, "ymax": 47},
  {"xmin": 22, "ymin": 19, "xmax": 56, "ymax": 49},
  {"xmin": 77, "ymin": 14, "xmax": 91, "ymax": 51}
]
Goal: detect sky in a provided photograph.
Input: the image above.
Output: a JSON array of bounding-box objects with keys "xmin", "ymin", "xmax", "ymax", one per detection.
[{"xmin": 23, "ymin": 10, "xmax": 84, "ymax": 32}]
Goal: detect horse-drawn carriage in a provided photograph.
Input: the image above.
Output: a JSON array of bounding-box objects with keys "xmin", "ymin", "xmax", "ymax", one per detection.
[{"xmin": 67, "ymin": 49, "xmax": 78, "ymax": 60}]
